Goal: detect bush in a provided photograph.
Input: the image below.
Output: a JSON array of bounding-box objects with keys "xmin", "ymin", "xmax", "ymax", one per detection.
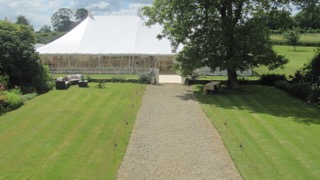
[
  {"xmin": 260, "ymin": 74, "xmax": 287, "ymax": 86},
  {"xmin": 86, "ymin": 75, "xmax": 93, "ymax": 82},
  {"xmin": 20, "ymin": 93, "xmax": 37, "ymax": 102},
  {"xmin": 139, "ymin": 74, "xmax": 152, "ymax": 84},
  {"xmin": 111, "ymin": 76, "xmax": 126, "ymax": 82},
  {"xmin": 275, "ymin": 80, "xmax": 290, "ymax": 92},
  {"xmin": 3, "ymin": 90, "xmax": 23, "ymax": 111},
  {"xmin": 287, "ymin": 82, "xmax": 311, "ymax": 101},
  {"xmin": 308, "ymin": 81, "xmax": 320, "ymax": 106}
]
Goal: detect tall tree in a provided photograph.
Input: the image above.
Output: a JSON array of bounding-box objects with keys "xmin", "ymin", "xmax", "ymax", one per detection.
[
  {"xmin": 51, "ymin": 8, "xmax": 74, "ymax": 32},
  {"xmin": 0, "ymin": 21, "xmax": 51, "ymax": 93},
  {"xmin": 16, "ymin": 15, "xmax": 34, "ymax": 31},
  {"xmin": 75, "ymin": 8, "xmax": 89, "ymax": 23},
  {"xmin": 255, "ymin": 9, "xmax": 294, "ymax": 30},
  {"xmin": 294, "ymin": 8, "xmax": 320, "ymax": 29},
  {"xmin": 283, "ymin": 28, "xmax": 301, "ymax": 51},
  {"xmin": 293, "ymin": 0, "xmax": 320, "ymax": 29},
  {"xmin": 143, "ymin": 1, "xmax": 288, "ymax": 89},
  {"xmin": 38, "ymin": 25, "xmax": 52, "ymax": 33},
  {"xmin": 16, "ymin": 15, "xmax": 30, "ymax": 25}
]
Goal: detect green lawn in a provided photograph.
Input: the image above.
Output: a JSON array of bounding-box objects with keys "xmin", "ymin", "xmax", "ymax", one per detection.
[
  {"xmin": 0, "ymin": 83, "xmax": 145, "ymax": 179},
  {"xmin": 200, "ymin": 45, "xmax": 318, "ymax": 81},
  {"xmin": 194, "ymin": 85, "xmax": 320, "ymax": 179},
  {"xmin": 270, "ymin": 33, "xmax": 320, "ymax": 44},
  {"xmin": 254, "ymin": 45, "xmax": 318, "ymax": 76}
]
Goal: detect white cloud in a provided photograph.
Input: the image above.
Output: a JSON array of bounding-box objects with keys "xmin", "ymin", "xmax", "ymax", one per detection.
[
  {"xmin": 0, "ymin": 0, "xmax": 154, "ymax": 30},
  {"xmin": 87, "ymin": 1, "xmax": 111, "ymax": 11}
]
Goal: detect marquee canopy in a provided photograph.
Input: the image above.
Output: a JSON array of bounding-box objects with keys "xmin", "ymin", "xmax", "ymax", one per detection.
[{"xmin": 37, "ymin": 15, "xmax": 176, "ymax": 55}]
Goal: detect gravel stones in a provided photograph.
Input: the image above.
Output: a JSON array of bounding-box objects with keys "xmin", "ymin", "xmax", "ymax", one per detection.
[{"xmin": 117, "ymin": 84, "xmax": 241, "ymax": 180}]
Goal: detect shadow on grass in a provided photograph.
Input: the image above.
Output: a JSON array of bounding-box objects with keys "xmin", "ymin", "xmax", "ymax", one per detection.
[{"xmin": 193, "ymin": 85, "xmax": 320, "ymax": 125}]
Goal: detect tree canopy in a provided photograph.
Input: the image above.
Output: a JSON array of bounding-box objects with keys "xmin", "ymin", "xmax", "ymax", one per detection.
[
  {"xmin": 75, "ymin": 8, "xmax": 89, "ymax": 23},
  {"xmin": 143, "ymin": 0, "xmax": 289, "ymax": 89},
  {"xmin": 283, "ymin": 28, "xmax": 301, "ymax": 51},
  {"xmin": 0, "ymin": 21, "xmax": 51, "ymax": 93},
  {"xmin": 16, "ymin": 15, "xmax": 30, "ymax": 26},
  {"xmin": 51, "ymin": 8, "xmax": 89, "ymax": 32},
  {"xmin": 51, "ymin": 8, "xmax": 74, "ymax": 32}
]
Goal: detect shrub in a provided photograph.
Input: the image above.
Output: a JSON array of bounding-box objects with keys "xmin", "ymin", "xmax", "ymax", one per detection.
[
  {"xmin": 139, "ymin": 74, "xmax": 152, "ymax": 84},
  {"xmin": 86, "ymin": 75, "xmax": 93, "ymax": 82},
  {"xmin": 3, "ymin": 90, "xmax": 23, "ymax": 111},
  {"xmin": 20, "ymin": 93, "xmax": 37, "ymax": 102},
  {"xmin": 287, "ymin": 82, "xmax": 311, "ymax": 101},
  {"xmin": 260, "ymin": 74, "xmax": 287, "ymax": 86},
  {"xmin": 275, "ymin": 80, "xmax": 290, "ymax": 92},
  {"xmin": 111, "ymin": 76, "xmax": 126, "ymax": 82},
  {"xmin": 308, "ymin": 81, "xmax": 320, "ymax": 106}
]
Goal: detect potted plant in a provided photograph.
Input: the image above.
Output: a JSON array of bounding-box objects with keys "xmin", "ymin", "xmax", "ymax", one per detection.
[{"xmin": 78, "ymin": 75, "xmax": 88, "ymax": 87}]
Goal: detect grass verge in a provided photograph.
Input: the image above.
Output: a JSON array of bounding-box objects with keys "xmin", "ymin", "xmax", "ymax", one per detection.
[
  {"xmin": 254, "ymin": 46, "xmax": 318, "ymax": 76},
  {"xmin": 194, "ymin": 85, "xmax": 320, "ymax": 179},
  {"xmin": 0, "ymin": 83, "xmax": 145, "ymax": 179}
]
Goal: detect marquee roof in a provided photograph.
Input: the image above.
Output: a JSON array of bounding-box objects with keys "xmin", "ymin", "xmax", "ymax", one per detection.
[{"xmin": 37, "ymin": 15, "xmax": 176, "ymax": 55}]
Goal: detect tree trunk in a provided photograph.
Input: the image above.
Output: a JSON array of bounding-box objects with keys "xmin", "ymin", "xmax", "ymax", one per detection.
[{"xmin": 227, "ymin": 69, "xmax": 239, "ymax": 89}]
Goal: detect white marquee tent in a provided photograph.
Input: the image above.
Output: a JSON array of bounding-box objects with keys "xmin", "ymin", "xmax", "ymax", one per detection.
[
  {"xmin": 37, "ymin": 15, "xmax": 177, "ymax": 74},
  {"xmin": 37, "ymin": 15, "xmax": 176, "ymax": 55}
]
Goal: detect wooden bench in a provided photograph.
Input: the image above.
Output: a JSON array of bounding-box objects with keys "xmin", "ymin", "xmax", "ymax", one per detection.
[{"xmin": 203, "ymin": 81, "xmax": 221, "ymax": 95}]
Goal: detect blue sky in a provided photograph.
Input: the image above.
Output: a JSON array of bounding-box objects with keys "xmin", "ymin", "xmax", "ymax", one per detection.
[{"xmin": 0, "ymin": 0, "xmax": 153, "ymax": 30}]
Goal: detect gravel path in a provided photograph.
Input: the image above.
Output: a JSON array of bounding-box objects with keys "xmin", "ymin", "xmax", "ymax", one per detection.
[{"xmin": 117, "ymin": 84, "xmax": 241, "ymax": 180}]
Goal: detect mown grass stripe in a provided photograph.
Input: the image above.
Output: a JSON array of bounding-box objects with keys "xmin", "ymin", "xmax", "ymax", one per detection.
[
  {"xmin": 194, "ymin": 85, "xmax": 320, "ymax": 179},
  {"xmin": 238, "ymin": 88, "xmax": 310, "ymax": 179},
  {"xmin": 0, "ymin": 83, "xmax": 145, "ymax": 180}
]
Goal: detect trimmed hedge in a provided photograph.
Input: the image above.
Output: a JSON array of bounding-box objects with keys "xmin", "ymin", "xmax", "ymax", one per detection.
[{"xmin": 259, "ymin": 74, "xmax": 287, "ymax": 86}]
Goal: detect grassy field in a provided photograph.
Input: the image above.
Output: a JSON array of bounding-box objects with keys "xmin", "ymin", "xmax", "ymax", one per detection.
[
  {"xmin": 254, "ymin": 45, "xmax": 318, "ymax": 76},
  {"xmin": 0, "ymin": 83, "xmax": 145, "ymax": 179},
  {"xmin": 200, "ymin": 45, "xmax": 318, "ymax": 80},
  {"xmin": 194, "ymin": 85, "xmax": 320, "ymax": 179},
  {"xmin": 270, "ymin": 33, "xmax": 320, "ymax": 44}
]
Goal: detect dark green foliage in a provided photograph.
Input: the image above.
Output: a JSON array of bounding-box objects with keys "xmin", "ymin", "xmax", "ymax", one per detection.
[
  {"xmin": 308, "ymin": 50, "xmax": 320, "ymax": 82},
  {"xmin": 288, "ymin": 82, "xmax": 312, "ymax": 101},
  {"xmin": 294, "ymin": 8, "xmax": 320, "ymax": 29},
  {"xmin": 38, "ymin": 25, "xmax": 52, "ymax": 33},
  {"xmin": 283, "ymin": 28, "xmax": 301, "ymax": 51},
  {"xmin": 275, "ymin": 80, "xmax": 290, "ymax": 92},
  {"xmin": 260, "ymin": 74, "xmax": 287, "ymax": 86},
  {"xmin": 51, "ymin": 8, "xmax": 74, "ymax": 32},
  {"xmin": 139, "ymin": 74, "xmax": 151, "ymax": 84},
  {"xmin": 143, "ymin": 0, "xmax": 288, "ymax": 89},
  {"xmin": 309, "ymin": 80, "xmax": 320, "ymax": 106},
  {"xmin": 0, "ymin": 21, "xmax": 52, "ymax": 94},
  {"xmin": 51, "ymin": 8, "xmax": 89, "ymax": 32},
  {"xmin": 255, "ymin": 9, "xmax": 294, "ymax": 30},
  {"xmin": 75, "ymin": 8, "xmax": 88, "ymax": 23},
  {"xmin": 16, "ymin": 15, "xmax": 30, "ymax": 26}
]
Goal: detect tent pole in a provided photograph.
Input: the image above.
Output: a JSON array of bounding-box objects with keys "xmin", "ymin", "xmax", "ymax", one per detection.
[
  {"xmin": 132, "ymin": 55, "xmax": 135, "ymax": 74},
  {"xmin": 120, "ymin": 54, "xmax": 122, "ymax": 74},
  {"xmin": 128, "ymin": 55, "xmax": 131, "ymax": 74},
  {"xmin": 98, "ymin": 54, "xmax": 101, "ymax": 74},
  {"xmin": 68, "ymin": 55, "xmax": 70, "ymax": 74}
]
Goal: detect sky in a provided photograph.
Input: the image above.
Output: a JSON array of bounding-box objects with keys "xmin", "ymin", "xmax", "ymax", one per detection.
[{"xmin": 0, "ymin": 0, "xmax": 154, "ymax": 30}]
